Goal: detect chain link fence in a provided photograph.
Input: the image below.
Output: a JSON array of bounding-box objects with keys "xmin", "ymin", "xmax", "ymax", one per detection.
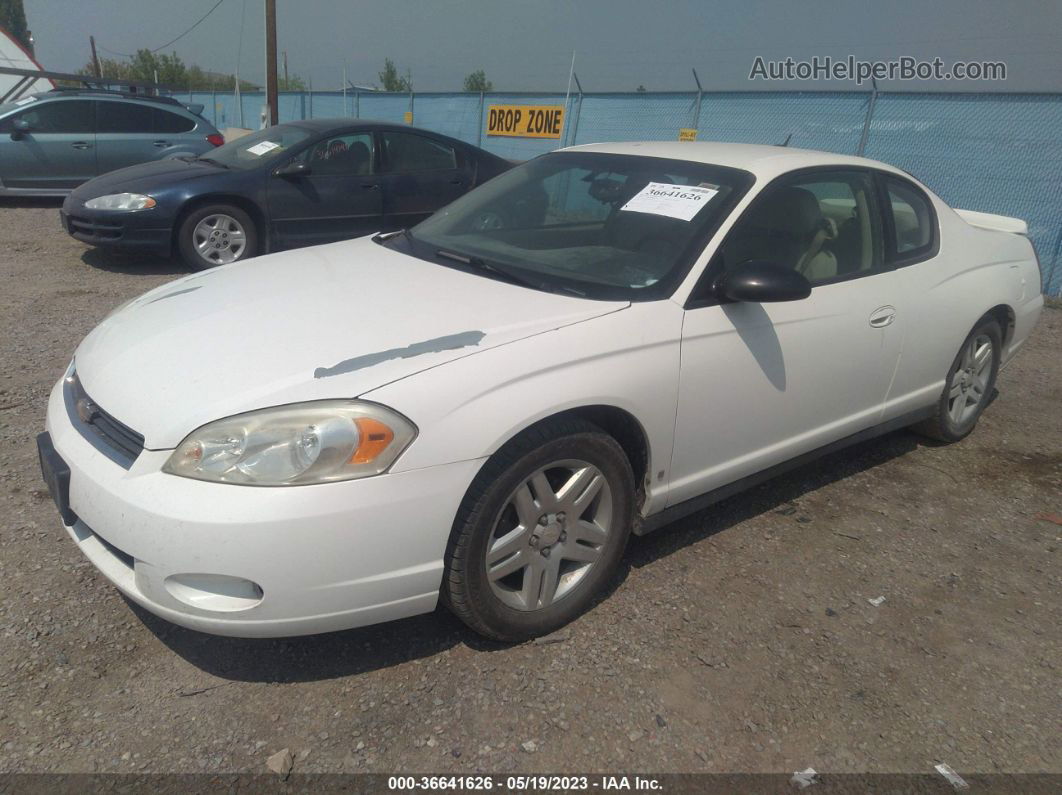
[{"xmin": 176, "ymin": 87, "xmax": 1062, "ymax": 295}]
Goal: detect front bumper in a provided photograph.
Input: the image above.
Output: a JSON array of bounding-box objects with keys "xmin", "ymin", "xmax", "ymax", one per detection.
[
  {"xmin": 44, "ymin": 374, "xmax": 483, "ymax": 637},
  {"xmin": 60, "ymin": 204, "xmax": 173, "ymax": 254}
]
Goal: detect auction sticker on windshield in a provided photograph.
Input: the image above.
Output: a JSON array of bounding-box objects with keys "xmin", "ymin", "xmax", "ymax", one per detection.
[
  {"xmin": 246, "ymin": 140, "xmax": 281, "ymax": 156},
  {"xmin": 620, "ymin": 182, "xmax": 720, "ymax": 221}
]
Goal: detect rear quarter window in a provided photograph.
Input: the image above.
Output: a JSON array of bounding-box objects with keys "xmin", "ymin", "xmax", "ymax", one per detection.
[
  {"xmin": 882, "ymin": 175, "xmax": 937, "ymax": 263},
  {"xmin": 97, "ymin": 101, "xmax": 196, "ymax": 134}
]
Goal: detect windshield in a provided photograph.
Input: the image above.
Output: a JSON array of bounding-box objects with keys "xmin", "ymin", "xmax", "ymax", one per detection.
[
  {"xmin": 405, "ymin": 151, "xmax": 753, "ymax": 300},
  {"xmin": 203, "ymin": 124, "xmax": 313, "ymax": 169}
]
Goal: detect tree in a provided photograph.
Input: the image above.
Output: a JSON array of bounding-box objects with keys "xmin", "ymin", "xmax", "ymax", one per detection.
[
  {"xmin": 278, "ymin": 73, "xmax": 307, "ymax": 91},
  {"xmin": 78, "ymin": 51, "xmax": 261, "ymax": 91},
  {"xmin": 0, "ymin": 0, "xmax": 31, "ymax": 51},
  {"xmin": 463, "ymin": 69, "xmax": 493, "ymax": 92},
  {"xmin": 378, "ymin": 58, "xmax": 412, "ymax": 92}
]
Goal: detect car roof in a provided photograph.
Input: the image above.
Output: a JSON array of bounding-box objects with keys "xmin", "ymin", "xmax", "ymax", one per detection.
[
  {"xmin": 562, "ymin": 140, "xmax": 909, "ymax": 181},
  {"xmin": 285, "ymin": 117, "xmax": 463, "ymax": 136},
  {"xmin": 282, "ymin": 118, "xmax": 507, "ymax": 158},
  {"xmin": 35, "ymin": 89, "xmax": 189, "ymax": 108}
]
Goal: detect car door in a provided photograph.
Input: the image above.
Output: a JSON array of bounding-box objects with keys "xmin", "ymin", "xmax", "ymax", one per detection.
[
  {"xmin": 266, "ymin": 130, "xmax": 384, "ymax": 248},
  {"xmin": 667, "ymin": 168, "xmax": 904, "ymax": 507},
  {"xmin": 0, "ymin": 98, "xmax": 96, "ymax": 190},
  {"xmin": 374, "ymin": 130, "xmax": 473, "ymax": 229},
  {"xmin": 95, "ymin": 99, "xmax": 197, "ymax": 173}
]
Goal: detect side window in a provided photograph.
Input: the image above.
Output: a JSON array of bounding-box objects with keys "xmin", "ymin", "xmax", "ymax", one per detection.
[
  {"xmin": 885, "ymin": 177, "xmax": 934, "ymax": 259},
  {"xmin": 97, "ymin": 101, "xmax": 155, "ymax": 133},
  {"xmin": 14, "ymin": 100, "xmax": 94, "ymax": 133},
  {"xmin": 720, "ymin": 170, "xmax": 882, "ymax": 285},
  {"xmin": 380, "ymin": 132, "xmax": 456, "ymax": 173},
  {"xmin": 300, "ymin": 133, "xmax": 374, "ymax": 176},
  {"xmin": 98, "ymin": 102, "xmax": 197, "ymax": 134},
  {"xmin": 151, "ymin": 107, "xmax": 195, "ymax": 133}
]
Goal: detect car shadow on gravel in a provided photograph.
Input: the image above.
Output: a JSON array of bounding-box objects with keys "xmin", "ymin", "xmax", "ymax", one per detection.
[
  {"xmin": 129, "ymin": 602, "xmax": 480, "ymax": 683},
  {"xmin": 80, "ymin": 247, "xmax": 188, "ymax": 276},
  {"xmin": 134, "ymin": 429, "xmax": 922, "ymax": 682}
]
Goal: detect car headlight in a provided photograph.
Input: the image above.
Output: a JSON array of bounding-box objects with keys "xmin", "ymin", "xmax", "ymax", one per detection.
[
  {"xmin": 163, "ymin": 400, "xmax": 417, "ymax": 486},
  {"xmin": 84, "ymin": 193, "xmax": 157, "ymax": 211}
]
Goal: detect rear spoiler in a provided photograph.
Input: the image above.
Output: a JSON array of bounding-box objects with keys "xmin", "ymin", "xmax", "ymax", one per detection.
[{"xmin": 954, "ymin": 208, "xmax": 1028, "ymax": 236}]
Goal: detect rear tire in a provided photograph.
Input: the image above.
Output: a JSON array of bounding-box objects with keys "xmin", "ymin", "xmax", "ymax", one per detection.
[
  {"xmin": 442, "ymin": 417, "xmax": 635, "ymax": 642},
  {"xmin": 177, "ymin": 204, "xmax": 258, "ymax": 271},
  {"xmin": 913, "ymin": 318, "xmax": 1001, "ymax": 443}
]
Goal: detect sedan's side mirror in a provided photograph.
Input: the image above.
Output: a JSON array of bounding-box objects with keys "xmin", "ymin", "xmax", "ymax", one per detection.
[
  {"xmin": 273, "ymin": 160, "xmax": 311, "ymax": 178},
  {"xmin": 10, "ymin": 118, "xmax": 30, "ymax": 140},
  {"xmin": 715, "ymin": 261, "xmax": 812, "ymax": 303}
]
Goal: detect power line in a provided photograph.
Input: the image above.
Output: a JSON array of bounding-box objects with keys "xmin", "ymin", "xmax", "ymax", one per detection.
[
  {"xmin": 149, "ymin": 0, "xmax": 226, "ymax": 53},
  {"xmin": 98, "ymin": 0, "xmax": 227, "ymax": 59}
]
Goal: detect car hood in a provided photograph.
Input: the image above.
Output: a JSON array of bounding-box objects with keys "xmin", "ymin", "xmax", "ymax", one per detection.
[
  {"xmin": 74, "ymin": 237, "xmax": 628, "ymax": 449},
  {"xmin": 68, "ymin": 158, "xmax": 229, "ymax": 201}
]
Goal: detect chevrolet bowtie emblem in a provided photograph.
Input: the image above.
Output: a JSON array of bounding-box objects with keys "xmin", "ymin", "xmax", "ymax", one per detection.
[{"xmin": 76, "ymin": 397, "xmax": 99, "ymax": 424}]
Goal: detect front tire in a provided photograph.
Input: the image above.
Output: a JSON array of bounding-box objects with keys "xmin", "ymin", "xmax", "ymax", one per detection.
[
  {"xmin": 914, "ymin": 318, "xmax": 1001, "ymax": 442},
  {"xmin": 177, "ymin": 204, "xmax": 257, "ymax": 270},
  {"xmin": 442, "ymin": 418, "xmax": 635, "ymax": 642}
]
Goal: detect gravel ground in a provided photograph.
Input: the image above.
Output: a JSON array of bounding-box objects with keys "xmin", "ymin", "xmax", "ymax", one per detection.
[{"xmin": 0, "ymin": 201, "xmax": 1059, "ymax": 776}]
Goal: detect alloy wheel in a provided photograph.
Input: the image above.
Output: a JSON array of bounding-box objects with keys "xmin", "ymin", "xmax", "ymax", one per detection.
[
  {"xmin": 948, "ymin": 332, "xmax": 993, "ymax": 425},
  {"xmin": 192, "ymin": 213, "xmax": 248, "ymax": 266},
  {"xmin": 485, "ymin": 459, "xmax": 613, "ymax": 611}
]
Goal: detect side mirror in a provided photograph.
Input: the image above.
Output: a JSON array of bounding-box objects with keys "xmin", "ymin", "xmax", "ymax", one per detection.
[
  {"xmin": 10, "ymin": 118, "xmax": 30, "ymax": 140},
  {"xmin": 273, "ymin": 160, "xmax": 311, "ymax": 178},
  {"xmin": 715, "ymin": 261, "xmax": 811, "ymax": 303}
]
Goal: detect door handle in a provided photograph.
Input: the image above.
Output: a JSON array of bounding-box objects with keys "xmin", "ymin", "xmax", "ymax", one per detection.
[
  {"xmin": 152, "ymin": 140, "xmax": 170, "ymax": 148},
  {"xmin": 361, "ymin": 183, "xmax": 379, "ymax": 190},
  {"xmin": 449, "ymin": 178, "xmax": 464, "ymax": 185},
  {"xmin": 71, "ymin": 141, "xmax": 92, "ymax": 149},
  {"xmin": 869, "ymin": 306, "xmax": 896, "ymax": 328}
]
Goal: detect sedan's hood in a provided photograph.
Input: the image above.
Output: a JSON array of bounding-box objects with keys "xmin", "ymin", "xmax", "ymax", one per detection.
[
  {"xmin": 69, "ymin": 158, "xmax": 226, "ymax": 200},
  {"xmin": 75, "ymin": 237, "xmax": 627, "ymax": 448}
]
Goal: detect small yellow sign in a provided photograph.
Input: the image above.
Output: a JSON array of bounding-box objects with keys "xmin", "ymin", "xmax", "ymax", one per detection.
[
  {"xmin": 678, "ymin": 128, "xmax": 698, "ymax": 141},
  {"xmin": 403, "ymin": 111, "xmax": 413, "ymax": 124},
  {"xmin": 487, "ymin": 104, "xmax": 565, "ymax": 139}
]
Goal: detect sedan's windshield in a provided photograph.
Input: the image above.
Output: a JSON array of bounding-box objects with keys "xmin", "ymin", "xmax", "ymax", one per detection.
[
  {"xmin": 406, "ymin": 151, "xmax": 753, "ymax": 300},
  {"xmin": 202, "ymin": 124, "xmax": 313, "ymax": 170}
]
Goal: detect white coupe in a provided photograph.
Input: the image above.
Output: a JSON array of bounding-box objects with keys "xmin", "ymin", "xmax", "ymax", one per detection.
[{"xmin": 39, "ymin": 142, "xmax": 1043, "ymax": 641}]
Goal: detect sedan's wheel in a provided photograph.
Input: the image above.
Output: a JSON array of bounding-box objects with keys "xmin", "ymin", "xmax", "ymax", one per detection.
[
  {"xmin": 443, "ymin": 417, "xmax": 634, "ymax": 641},
  {"xmin": 914, "ymin": 318, "xmax": 1001, "ymax": 443},
  {"xmin": 487, "ymin": 459, "xmax": 613, "ymax": 611},
  {"xmin": 177, "ymin": 204, "xmax": 258, "ymax": 270}
]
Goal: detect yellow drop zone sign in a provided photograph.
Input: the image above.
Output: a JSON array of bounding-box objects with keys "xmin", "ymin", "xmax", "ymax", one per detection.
[{"xmin": 487, "ymin": 104, "xmax": 565, "ymax": 139}]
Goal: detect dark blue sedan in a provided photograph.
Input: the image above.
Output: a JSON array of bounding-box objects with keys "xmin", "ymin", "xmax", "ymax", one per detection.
[{"xmin": 61, "ymin": 119, "xmax": 512, "ymax": 269}]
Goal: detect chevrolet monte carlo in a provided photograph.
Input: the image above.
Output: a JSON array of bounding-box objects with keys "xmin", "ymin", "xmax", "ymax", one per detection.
[{"xmin": 38, "ymin": 142, "xmax": 1043, "ymax": 641}]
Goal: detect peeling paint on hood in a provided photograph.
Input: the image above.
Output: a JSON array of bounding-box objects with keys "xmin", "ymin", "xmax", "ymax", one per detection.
[{"xmin": 314, "ymin": 331, "xmax": 487, "ymax": 379}]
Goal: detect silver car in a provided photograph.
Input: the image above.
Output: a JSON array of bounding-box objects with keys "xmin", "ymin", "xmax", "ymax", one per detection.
[{"xmin": 0, "ymin": 89, "xmax": 223, "ymax": 196}]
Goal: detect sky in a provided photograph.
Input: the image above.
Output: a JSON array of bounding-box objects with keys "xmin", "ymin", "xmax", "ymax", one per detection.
[{"xmin": 20, "ymin": 0, "xmax": 1062, "ymax": 93}]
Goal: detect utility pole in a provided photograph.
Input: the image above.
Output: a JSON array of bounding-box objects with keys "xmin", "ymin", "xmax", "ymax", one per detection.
[
  {"xmin": 282, "ymin": 50, "xmax": 288, "ymax": 88},
  {"xmin": 264, "ymin": 0, "xmax": 279, "ymax": 126},
  {"xmin": 89, "ymin": 35, "xmax": 102, "ymax": 79}
]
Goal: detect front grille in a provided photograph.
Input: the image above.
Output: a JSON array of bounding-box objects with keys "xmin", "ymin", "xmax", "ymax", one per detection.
[
  {"xmin": 65, "ymin": 214, "xmax": 123, "ymax": 241},
  {"xmin": 67, "ymin": 374, "xmax": 145, "ymax": 466}
]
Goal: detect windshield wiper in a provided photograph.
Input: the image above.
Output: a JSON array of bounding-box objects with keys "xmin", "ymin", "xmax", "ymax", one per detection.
[
  {"xmin": 195, "ymin": 156, "xmax": 228, "ymax": 168},
  {"xmin": 435, "ymin": 249, "xmax": 538, "ymax": 288},
  {"xmin": 435, "ymin": 249, "xmax": 585, "ymax": 296},
  {"xmin": 376, "ymin": 228, "xmax": 414, "ymax": 244}
]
